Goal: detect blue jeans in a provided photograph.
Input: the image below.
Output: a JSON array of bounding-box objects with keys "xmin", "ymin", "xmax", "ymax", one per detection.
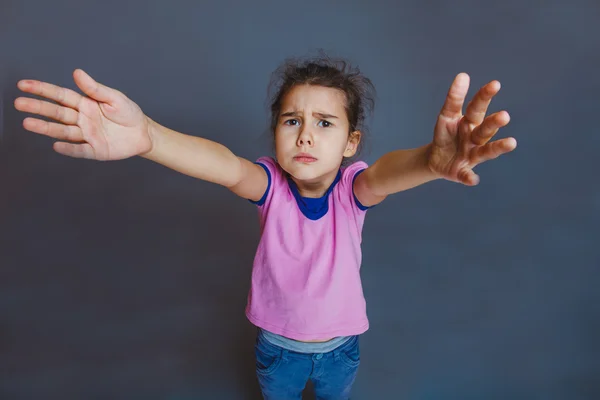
[{"xmin": 255, "ymin": 331, "xmax": 361, "ymax": 399}]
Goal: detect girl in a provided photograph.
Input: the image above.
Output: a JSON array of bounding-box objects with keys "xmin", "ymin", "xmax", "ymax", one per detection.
[{"xmin": 14, "ymin": 55, "xmax": 516, "ymax": 399}]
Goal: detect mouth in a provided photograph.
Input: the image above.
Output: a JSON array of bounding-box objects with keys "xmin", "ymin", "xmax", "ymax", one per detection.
[{"xmin": 293, "ymin": 154, "xmax": 317, "ymax": 163}]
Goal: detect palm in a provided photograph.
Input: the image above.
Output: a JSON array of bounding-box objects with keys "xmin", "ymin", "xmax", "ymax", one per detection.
[
  {"xmin": 428, "ymin": 73, "xmax": 517, "ymax": 186},
  {"xmin": 14, "ymin": 69, "xmax": 151, "ymax": 160}
]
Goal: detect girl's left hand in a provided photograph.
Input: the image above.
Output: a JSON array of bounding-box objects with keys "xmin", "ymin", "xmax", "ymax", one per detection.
[{"xmin": 428, "ymin": 73, "xmax": 517, "ymax": 186}]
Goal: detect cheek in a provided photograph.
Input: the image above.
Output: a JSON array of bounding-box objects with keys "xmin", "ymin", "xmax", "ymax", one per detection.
[
  {"xmin": 328, "ymin": 132, "xmax": 351, "ymax": 152},
  {"xmin": 274, "ymin": 134, "xmax": 293, "ymax": 155}
]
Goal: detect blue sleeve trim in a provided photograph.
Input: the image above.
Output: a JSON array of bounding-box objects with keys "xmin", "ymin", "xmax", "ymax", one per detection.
[
  {"xmin": 352, "ymin": 168, "xmax": 371, "ymax": 211},
  {"xmin": 248, "ymin": 162, "xmax": 271, "ymax": 206}
]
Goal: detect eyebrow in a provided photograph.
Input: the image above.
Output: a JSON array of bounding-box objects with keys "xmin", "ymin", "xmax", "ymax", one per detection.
[{"xmin": 280, "ymin": 111, "xmax": 339, "ymax": 119}]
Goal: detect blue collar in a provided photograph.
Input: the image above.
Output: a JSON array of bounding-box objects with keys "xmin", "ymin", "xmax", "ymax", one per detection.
[{"xmin": 287, "ymin": 170, "xmax": 342, "ymax": 220}]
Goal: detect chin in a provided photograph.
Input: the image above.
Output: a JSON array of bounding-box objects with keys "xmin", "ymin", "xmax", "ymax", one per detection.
[
  {"xmin": 280, "ymin": 163, "xmax": 321, "ymax": 181},
  {"xmin": 285, "ymin": 167, "xmax": 316, "ymax": 181}
]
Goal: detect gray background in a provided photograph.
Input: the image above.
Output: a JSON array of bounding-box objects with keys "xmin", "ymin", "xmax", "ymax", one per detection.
[{"xmin": 1, "ymin": 0, "xmax": 598, "ymax": 399}]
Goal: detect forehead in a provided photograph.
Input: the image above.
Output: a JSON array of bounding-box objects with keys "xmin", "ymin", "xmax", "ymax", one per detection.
[{"xmin": 281, "ymin": 84, "xmax": 347, "ymax": 115}]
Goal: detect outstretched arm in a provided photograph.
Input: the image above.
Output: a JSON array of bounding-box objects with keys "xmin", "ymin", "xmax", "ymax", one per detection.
[
  {"xmin": 142, "ymin": 118, "xmax": 267, "ymax": 200},
  {"xmin": 14, "ymin": 69, "xmax": 267, "ymax": 201},
  {"xmin": 354, "ymin": 72, "xmax": 517, "ymax": 207}
]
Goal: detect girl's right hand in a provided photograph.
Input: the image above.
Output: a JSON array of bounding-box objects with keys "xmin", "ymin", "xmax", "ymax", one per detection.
[{"xmin": 14, "ymin": 69, "xmax": 152, "ymax": 160}]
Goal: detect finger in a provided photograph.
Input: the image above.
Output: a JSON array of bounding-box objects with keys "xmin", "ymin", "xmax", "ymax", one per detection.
[
  {"xmin": 471, "ymin": 111, "xmax": 510, "ymax": 146},
  {"xmin": 464, "ymin": 80, "xmax": 501, "ymax": 126},
  {"xmin": 53, "ymin": 141, "xmax": 96, "ymax": 159},
  {"xmin": 16, "ymin": 79, "xmax": 83, "ymax": 109},
  {"xmin": 438, "ymin": 72, "xmax": 470, "ymax": 121},
  {"xmin": 73, "ymin": 69, "xmax": 121, "ymax": 106},
  {"xmin": 470, "ymin": 137, "xmax": 517, "ymax": 166},
  {"xmin": 457, "ymin": 168, "xmax": 480, "ymax": 186},
  {"xmin": 22, "ymin": 117, "xmax": 84, "ymax": 142},
  {"xmin": 14, "ymin": 97, "xmax": 79, "ymax": 125}
]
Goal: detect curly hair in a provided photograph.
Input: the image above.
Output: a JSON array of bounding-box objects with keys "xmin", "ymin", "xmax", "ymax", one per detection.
[{"xmin": 266, "ymin": 52, "xmax": 376, "ymax": 162}]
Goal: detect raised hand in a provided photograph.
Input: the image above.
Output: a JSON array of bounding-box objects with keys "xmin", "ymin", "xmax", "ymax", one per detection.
[
  {"xmin": 14, "ymin": 69, "xmax": 152, "ymax": 160},
  {"xmin": 428, "ymin": 73, "xmax": 517, "ymax": 186}
]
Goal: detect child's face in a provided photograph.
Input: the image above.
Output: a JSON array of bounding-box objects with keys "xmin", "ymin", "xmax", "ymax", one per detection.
[{"xmin": 275, "ymin": 84, "xmax": 360, "ymax": 184}]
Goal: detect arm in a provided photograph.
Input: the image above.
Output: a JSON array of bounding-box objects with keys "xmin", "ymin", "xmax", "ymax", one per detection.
[
  {"xmin": 14, "ymin": 69, "xmax": 267, "ymax": 202},
  {"xmin": 354, "ymin": 73, "xmax": 517, "ymax": 208},
  {"xmin": 353, "ymin": 143, "xmax": 439, "ymax": 207},
  {"xmin": 142, "ymin": 117, "xmax": 267, "ymax": 201}
]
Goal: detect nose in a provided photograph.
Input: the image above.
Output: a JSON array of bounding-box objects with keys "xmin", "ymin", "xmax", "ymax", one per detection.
[{"xmin": 297, "ymin": 126, "xmax": 313, "ymax": 147}]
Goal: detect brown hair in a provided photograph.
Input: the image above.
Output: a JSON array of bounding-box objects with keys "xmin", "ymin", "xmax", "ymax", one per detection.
[{"xmin": 267, "ymin": 52, "xmax": 376, "ymax": 162}]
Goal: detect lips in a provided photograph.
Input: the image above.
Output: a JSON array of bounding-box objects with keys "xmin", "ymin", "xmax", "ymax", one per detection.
[{"xmin": 293, "ymin": 153, "xmax": 317, "ymax": 163}]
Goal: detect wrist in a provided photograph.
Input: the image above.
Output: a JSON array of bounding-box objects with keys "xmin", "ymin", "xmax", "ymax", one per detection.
[
  {"xmin": 140, "ymin": 116, "xmax": 160, "ymax": 159},
  {"xmin": 423, "ymin": 143, "xmax": 442, "ymax": 180}
]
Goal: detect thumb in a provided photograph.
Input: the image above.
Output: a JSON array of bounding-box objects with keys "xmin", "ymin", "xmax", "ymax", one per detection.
[
  {"xmin": 457, "ymin": 168, "xmax": 480, "ymax": 186},
  {"xmin": 73, "ymin": 69, "xmax": 119, "ymax": 105}
]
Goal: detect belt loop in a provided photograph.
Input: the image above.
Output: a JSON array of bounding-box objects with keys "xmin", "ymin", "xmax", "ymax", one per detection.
[
  {"xmin": 281, "ymin": 348, "xmax": 289, "ymax": 362},
  {"xmin": 333, "ymin": 347, "xmax": 341, "ymax": 362}
]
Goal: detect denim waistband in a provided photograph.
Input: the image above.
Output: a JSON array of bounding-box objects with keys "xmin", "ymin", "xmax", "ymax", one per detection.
[{"xmin": 259, "ymin": 328, "xmax": 353, "ymax": 354}]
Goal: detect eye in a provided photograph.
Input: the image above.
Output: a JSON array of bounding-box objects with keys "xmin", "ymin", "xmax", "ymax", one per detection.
[
  {"xmin": 284, "ymin": 119, "xmax": 300, "ymax": 126},
  {"xmin": 318, "ymin": 120, "xmax": 333, "ymax": 128}
]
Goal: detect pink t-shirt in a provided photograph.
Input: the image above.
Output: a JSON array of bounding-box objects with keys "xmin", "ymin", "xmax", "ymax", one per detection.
[{"xmin": 245, "ymin": 156, "xmax": 370, "ymax": 341}]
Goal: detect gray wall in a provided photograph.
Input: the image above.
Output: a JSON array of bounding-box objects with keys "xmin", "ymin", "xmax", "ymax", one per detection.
[{"xmin": 1, "ymin": 0, "xmax": 598, "ymax": 399}]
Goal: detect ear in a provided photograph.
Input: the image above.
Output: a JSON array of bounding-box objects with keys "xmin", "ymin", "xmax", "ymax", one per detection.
[{"xmin": 343, "ymin": 130, "xmax": 361, "ymax": 157}]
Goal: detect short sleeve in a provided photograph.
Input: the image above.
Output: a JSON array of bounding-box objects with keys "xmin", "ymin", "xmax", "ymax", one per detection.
[
  {"xmin": 339, "ymin": 160, "xmax": 371, "ymax": 212},
  {"xmin": 248, "ymin": 156, "xmax": 280, "ymax": 209}
]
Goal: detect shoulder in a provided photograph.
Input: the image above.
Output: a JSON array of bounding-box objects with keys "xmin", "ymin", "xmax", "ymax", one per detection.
[
  {"xmin": 340, "ymin": 160, "xmax": 369, "ymax": 187},
  {"xmin": 255, "ymin": 156, "xmax": 285, "ymax": 179},
  {"xmin": 336, "ymin": 160, "xmax": 371, "ymax": 212},
  {"xmin": 250, "ymin": 156, "xmax": 287, "ymax": 208}
]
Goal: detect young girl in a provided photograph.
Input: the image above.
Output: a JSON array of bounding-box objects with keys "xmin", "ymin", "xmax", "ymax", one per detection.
[{"xmin": 14, "ymin": 55, "xmax": 516, "ymax": 399}]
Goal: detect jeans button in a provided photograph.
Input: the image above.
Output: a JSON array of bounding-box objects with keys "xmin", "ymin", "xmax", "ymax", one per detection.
[{"xmin": 315, "ymin": 353, "xmax": 323, "ymax": 360}]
